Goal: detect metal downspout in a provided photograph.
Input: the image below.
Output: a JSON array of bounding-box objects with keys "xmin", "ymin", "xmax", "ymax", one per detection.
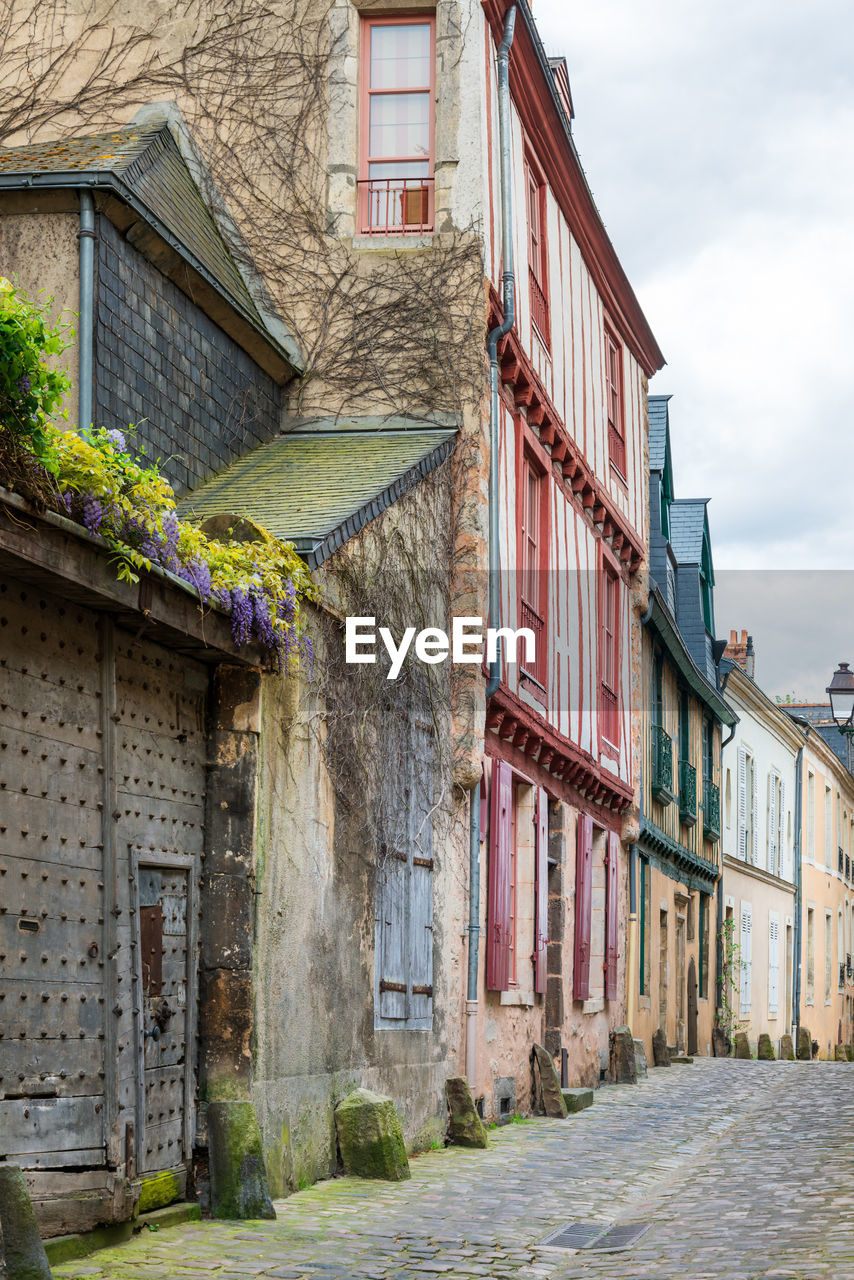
[
  {"xmin": 467, "ymin": 4, "xmax": 517, "ymax": 1090},
  {"xmin": 78, "ymin": 190, "xmax": 95, "ymax": 431},
  {"xmin": 792, "ymin": 735, "xmax": 807, "ymax": 1036},
  {"xmin": 626, "ymin": 844, "xmax": 638, "ymax": 1033},
  {"xmin": 485, "ymin": 3, "xmax": 517, "ymax": 700}
]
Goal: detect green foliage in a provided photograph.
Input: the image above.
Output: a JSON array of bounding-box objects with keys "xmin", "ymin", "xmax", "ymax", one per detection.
[
  {"xmin": 0, "ymin": 276, "xmax": 71, "ymax": 459},
  {"xmin": 717, "ymin": 916, "xmax": 746, "ymax": 1042}
]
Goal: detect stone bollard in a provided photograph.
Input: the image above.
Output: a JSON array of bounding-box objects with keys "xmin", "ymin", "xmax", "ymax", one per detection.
[
  {"xmin": 532, "ymin": 1044, "xmax": 568, "ymax": 1118},
  {"xmin": 0, "ymin": 1164, "xmax": 53, "ymax": 1280},
  {"xmin": 712, "ymin": 1026, "xmax": 731, "ymax": 1058},
  {"xmin": 757, "ymin": 1033, "xmax": 775, "ymax": 1061},
  {"xmin": 780, "ymin": 1033, "xmax": 795, "ymax": 1061},
  {"xmin": 335, "ymin": 1088, "xmax": 411, "ymax": 1180},
  {"xmin": 834, "ymin": 1044, "xmax": 848, "ymax": 1062},
  {"xmin": 609, "ymin": 1026, "xmax": 637, "ymax": 1084},
  {"xmin": 633, "ymin": 1038, "xmax": 648, "ymax": 1079},
  {"xmin": 207, "ymin": 1100, "xmax": 276, "ymax": 1219},
  {"xmin": 652, "ymin": 1027, "xmax": 670, "ymax": 1067},
  {"xmin": 734, "ymin": 1031, "xmax": 751, "ymax": 1059},
  {"xmin": 847, "ymin": 1044, "xmax": 854, "ymax": 1062},
  {"xmin": 796, "ymin": 1025, "xmax": 812, "ymax": 1061},
  {"xmin": 445, "ymin": 1077, "xmax": 488, "ymax": 1148}
]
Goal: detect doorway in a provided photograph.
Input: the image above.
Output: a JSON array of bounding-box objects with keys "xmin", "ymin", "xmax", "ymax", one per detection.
[
  {"xmin": 676, "ymin": 914, "xmax": 686, "ymax": 1051},
  {"xmin": 687, "ymin": 955, "xmax": 698, "ymax": 1055},
  {"xmin": 658, "ymin": 910, "xmax": 669, "ymax": 1036}
]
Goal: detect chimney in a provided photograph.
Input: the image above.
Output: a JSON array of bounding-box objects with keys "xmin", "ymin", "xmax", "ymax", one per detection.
[{"xmin": 724, "ymin": 628, "xmax": 756, "ymax": 677}]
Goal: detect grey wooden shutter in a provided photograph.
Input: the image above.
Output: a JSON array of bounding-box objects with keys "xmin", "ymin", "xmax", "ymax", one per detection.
[
  {"xmin": 408, "ymin": 714, "xmax": 434, "ymax": 1027},
  {"xmin": 377, "ymin": 708, "xmax": 409, "ymax": 1022}
]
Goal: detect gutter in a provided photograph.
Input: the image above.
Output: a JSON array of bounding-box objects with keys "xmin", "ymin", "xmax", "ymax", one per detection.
[
  {"xmin": 468, "ymin": 2, "xmax": 516, "ymax": 1090},
  {"xmin": 788, "ymin": 717, "xmax": 811, "ymax": 1038},
  {"xmin": 78, "ymin": 190, "xmax": 95, "ymax": 431}
]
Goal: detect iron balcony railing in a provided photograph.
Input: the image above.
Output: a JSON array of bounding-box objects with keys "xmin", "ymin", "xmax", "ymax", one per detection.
[
  {"xmin": 847, "ymin": 855, "xmax": 851, "ymax": 881},
  {"xmin": 608, "ymin": 422, "xmax": 626, "ymax": 477},
  {"xmin": 848, "ymin": 954, "xmax": 852, "ymax": 979},
  {"xmin": 358, "ymin": 178, "xmax": 434, "ymax": 235},
  {"xmin": 678, "ymin": 759, "xmax": 697, "ymax": 826},
  {"xmin": 839, "ymin": 846, "xmax": 845, "ymax": 875},
  {"xmin": 651, "ymin": 725, "xmax": 674, "ymax": 805},
  {"xmin": 703, "ymin": 779, "xmax": 721, "ymax": 842},
  {"xmin": 841, "ymin": 963, "xmax": 846, "ymax": 989}
]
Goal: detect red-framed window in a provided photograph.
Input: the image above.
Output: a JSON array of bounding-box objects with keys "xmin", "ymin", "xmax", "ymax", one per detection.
[
  {"xmin": 525, "ymin": 157, "xmax": 550, "ymax": 347},
  {"xmin": 604, "ymin": 324, "xmax": 626, "ymax": 476},
  {"xmin": 518, "ymin": 448, "xmax": 548, "ymax": 688},
  {"xmin": 359, "ymin": 16, "xmax": 435, "ymax": 234},
  {"xmin": 599, "ymin": 559, "xmax": 621, "ymax": 750}
]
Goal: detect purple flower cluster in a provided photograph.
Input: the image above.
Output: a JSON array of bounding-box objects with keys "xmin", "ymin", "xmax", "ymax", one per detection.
[
  {"xmin": 15, "ymin": 374, "xmax": 32, "ymax": 398},
  {"xmin": 103, "ymin": 429, "xmax": 127, "ymax": 452},
  {"xmin": 82, "ymin": 494, "xmax": 104, "ymax": 534}
]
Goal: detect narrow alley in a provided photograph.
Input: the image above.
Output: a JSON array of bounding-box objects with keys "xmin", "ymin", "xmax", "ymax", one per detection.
[{"xmin": 54, "ymin": 1060, "xmax": 854, "ymax": 1280}]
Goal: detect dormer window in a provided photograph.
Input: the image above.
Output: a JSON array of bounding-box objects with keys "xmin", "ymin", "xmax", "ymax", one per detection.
[{"xmin": 359, "ymin": 17, "xmax": 435, "ymax": 234}]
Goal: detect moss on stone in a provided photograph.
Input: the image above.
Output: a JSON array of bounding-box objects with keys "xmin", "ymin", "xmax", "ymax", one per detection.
[
  {"xmin": 445, "ymin": 1077, "xmax": 488, "ymax": 1149},
  {"xmin": 757, "ymin": 1034, "xmax": 775, "ymax": 1061},
  {"xmin": 136, "ymin": 1170, "xmax": 181, "ymax": 1215},
  {"xmin": 208, "ymin": 1099, "xmax": 276, "ymax": 1219},
  {"xmin": 334, "ymin": 1088, "xmax": 410, "ymax": 1181},
  {"xmin": 734, "ymin": 1031, "xmax": 752, "ymax": 1060}
]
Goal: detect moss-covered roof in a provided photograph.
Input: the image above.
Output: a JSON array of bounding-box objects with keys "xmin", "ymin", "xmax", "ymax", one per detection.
[{"xmin": 178, "ymin": 427, "xmax": 457, "ymax": 567}]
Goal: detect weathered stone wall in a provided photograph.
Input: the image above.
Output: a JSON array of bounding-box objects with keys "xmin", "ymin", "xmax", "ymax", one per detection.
[{"xmin": 250, "ymin": 465, "xmax": 468, "ymax": 1192}]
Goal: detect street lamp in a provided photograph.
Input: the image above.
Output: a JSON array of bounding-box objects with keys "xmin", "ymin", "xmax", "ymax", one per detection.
[{"xmin": 827, "ymin": 663, "xmax": 854, "ymax": 734}]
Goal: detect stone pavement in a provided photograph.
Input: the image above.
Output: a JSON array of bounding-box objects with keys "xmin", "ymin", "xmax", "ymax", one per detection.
[{"xmin": 54, "ymin": 1060, "xmax": 854, "ymax": 1280}]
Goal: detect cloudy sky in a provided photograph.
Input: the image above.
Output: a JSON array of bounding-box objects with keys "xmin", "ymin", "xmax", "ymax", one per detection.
[{"xmin": 532, "ymin": 0, "xmax": 854, "ymax": 699}]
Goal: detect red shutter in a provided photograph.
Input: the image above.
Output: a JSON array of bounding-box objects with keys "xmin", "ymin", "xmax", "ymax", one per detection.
[
  {"xmin": 605, "ymin": 830, "xmax": 620, "ymax": 1001},
  {"xmin": 534, "ymin": 787, "xmax": 549, "ymax": 994},
  {"xmin": 486, "ymin": 760, "xmax": 513, "ymax": 991},
  {"xmin": 573, "ymin": 814, "xmax": 593, "ymax": 1000}
]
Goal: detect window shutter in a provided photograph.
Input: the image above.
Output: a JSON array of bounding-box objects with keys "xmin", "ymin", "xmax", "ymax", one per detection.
[
  {"xmin": 751, "ymin": 765, "xmax": 760, "ymax": 866},
  {"xmin": 486, "ymin": 760, "xmax": 513, "ymax": 991},
  {"xmin": 377, "ymin": 851, "xmax": 407, "ymax": 1020},
  {"xmin": 573, "ymin": 814, "xmax": 594, "ymax": 1000},
  {"xmin": 768, "ymin": 913, "xmax": 779, "ymax": 1016},
  {"xmin": 768, "ymin": 771, "xmax": 778, "ymax": 876},
  {"xmin": 740, "ymin": 903, "xmax": 752, "ymax": 1013},
  {"xmin": 779, "ymin": 779, "xmax": 786, "ymax": 878},
  {"xmin": 408, "ymin": 717, "xmax": 434, "ymax": 1024},
  {"xmin": 737, "ymin": 747, "xmax": 747, "ymax": 860},
  {"xmin": 534, "ymin": 787, "xmax": 549, "ymax": 995},
  {"xmin": 605, "ymin": 830, "xmax": 620, "ymax": 1001}
]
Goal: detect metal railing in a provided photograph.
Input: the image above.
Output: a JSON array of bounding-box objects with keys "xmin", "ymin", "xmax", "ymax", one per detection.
[
  {"xmin": 703, "ymin": 779, "xmax": 721, "ymax": 841},
  {"xmin": 651, "ymin": 725, "xmax": 674, "ymax": 804},
  {"xmin": 529, "ymin": 266, "xmax": 550, "ymax": 347},
  {"xmin": 358, "ymin": 178, "xmax": 434, "ymax": 235},
  {"xmin": 678, "ymin": 759, "xmax": 697, "ymax": 825},
  {"xmin": 839, "ymin": 846, "xmax": 845, "ymax": 875},
  {"xmin": 608, "ymin": 422, "xmax": 626, "ymax": 477},
  {"xmin": 519, "ymin": 599, "xmax": 546, "ymax": 686}
]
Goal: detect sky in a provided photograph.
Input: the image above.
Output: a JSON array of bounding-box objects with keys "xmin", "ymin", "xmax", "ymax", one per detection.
[{"xmin": 532, "ymin": 0, "xmax": 854, "ymax": 699}]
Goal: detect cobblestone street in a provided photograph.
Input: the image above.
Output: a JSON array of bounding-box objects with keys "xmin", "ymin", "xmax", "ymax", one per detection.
[{"xmin": 55, "ymin": 1060, "xmax": 854, "ymax": 1280}]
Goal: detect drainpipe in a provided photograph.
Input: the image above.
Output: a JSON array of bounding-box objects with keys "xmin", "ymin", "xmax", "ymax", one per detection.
[
  {"xmin": 465, "ymin": 776, "xmax": 481, "ymax": 1085},
  {"xmin": 790, "ymin": 721, "xmax": 810, "ymax": 1037},
  {"xmin": 485, "ymin": 3, "xmax": 517, "ymax": 700},
  {"xmin": 78, "ymin": 190, "xmax": 95, "ymax": 431},
  {"xmin": 467, "ymin": 3, "xmax": 517, "ymax": 1090},
  {"xmin": 626, "ymin": 844, "xmax": 638, "ymax": 1033}
]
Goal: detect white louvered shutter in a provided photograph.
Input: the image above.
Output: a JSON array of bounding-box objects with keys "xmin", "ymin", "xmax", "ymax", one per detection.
[
  {"xmin": 779, "ymin": 779, "xmax": 787, "ymax": 880},
  {"xmin": 768, "ymin": 913, "xmax": 779, "ymax": 1016},
  {"xmin": 752, "ymin": 765, "xmax": 760, "ymax": 867},
  {"xmin": 737, "ymin": 747, "xmax": 747, "ymax": 860},
  {"xmin": 768, "ymin": 772, "xmax": 778, "ymax": 876},
  {"xmin": 740, "ymin": 903, "xmax": 752, "ymax": 1013}
]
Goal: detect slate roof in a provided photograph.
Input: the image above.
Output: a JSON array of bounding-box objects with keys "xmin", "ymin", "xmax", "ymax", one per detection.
[
  {"xmin": 178, "ymin": 426, "xmax": 457, "ymax": 568},
  {"xmin": 647, "ymin": 394, "xmax": 671, "ymax": 473},
  {"xmin": 668, "ymin": 499, "xmax": 709, "ymax": 564},
  {"xmin": 0, "ymin": 123, "xmax": 301, "ymax": 372}
]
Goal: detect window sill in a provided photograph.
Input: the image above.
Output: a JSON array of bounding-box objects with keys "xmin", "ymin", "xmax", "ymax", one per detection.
[
  {"xmin": 500, "ymin": 988, "xmax": 535, "ymax": 1007},
  {"xmin": 581, "ymin": 996, "xmax": 604, "ymax": 1015},
  {"xmin": 520, "ymin": 671, "xmax": 547, "ymax": 706},
  {"xmin": 638, "ymin": 995, "xmax": 651, "ymax": 1011},
  {"xmin": 352, "ymin": 232, "xmax": 434, "ymax": 251},
  {"xmin": 609, "ymin": 461, "xmax": 629, "ymax": 490}
]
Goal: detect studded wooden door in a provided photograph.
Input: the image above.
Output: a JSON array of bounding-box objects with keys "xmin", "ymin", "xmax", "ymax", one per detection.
[
  {"xmin": 0, "ymin": 583, "xmax": 108, "ymax": 1172},
  {"xmin": 115, "ymin": 634, "xmax": 207, "ymax": 1180}
]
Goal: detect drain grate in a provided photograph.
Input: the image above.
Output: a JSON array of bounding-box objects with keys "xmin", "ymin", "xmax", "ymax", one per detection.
[
  {"xmin": 588, "ymin": 1223, "xmax": 651, "ymax": 1252},
  {"xmin": 539, "ymin": 1220, "xmax": 651, "ymax": 1253}
]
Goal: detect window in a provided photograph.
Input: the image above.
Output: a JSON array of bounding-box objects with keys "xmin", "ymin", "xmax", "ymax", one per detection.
[
  {"xmin": 374, "ymin": 699, "xmax": 434, "ymax": 1029},
  {"xmin": 519, "ymin": 453, "xmax": 547, "ymax": 686},
  {"xmin": 525, "ymin": 157, "xmax": 549, "ymax": 347},
  {"xmin": 806, "ymin": 907, "xmax": 815, "ymax": 1005},
  {"xmin": 702, "ymin": 717, "xmax": 714, "ymax": 785},
  {"xmin": 678, "ymin": 689, "xmax": 690, "ymax": 765},
  {"xmin": 599, "ymin": 564, "xmax": 620, "ymax": 749},
  {"xmin": 767, "ymin": 770, "xmax": 784, "ymax": 877},
  {"xmin": 826, "ymin": 785, "xmax": 833, "ymax": 868},
  {"xmin": 807, "ymin": 772, "xmax": 815, "ymax": 861},
  {"xmin": 486, "ymin": 764, "xmax": 548, "ymax": 996},
  {"xmin": 604, "ymin": 326, "xmax": 626, "ymax": 476},
  {"xmin": 825, "ymin": 911, "xmax": 833, "ymax": 1004},
  {"xmin": 652, "ymin": 649, "xmax": 665, "ymax": 727},
  {"xmin": 359, "ymin": 17, "xmax": 435, "ymax": 234}
]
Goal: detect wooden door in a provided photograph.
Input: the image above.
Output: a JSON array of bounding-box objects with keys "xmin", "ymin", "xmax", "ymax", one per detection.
[
  {"xmin": 658, "ymin": 910, "xmax": 668, "ymax": 1035},
  {"xmin": 676, "ymin": 915, "xmax": 686, "ymax": 1051},
  {"xmin": 687, "ymin": 955, "xmax": 698, "ymax": 1055}
]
